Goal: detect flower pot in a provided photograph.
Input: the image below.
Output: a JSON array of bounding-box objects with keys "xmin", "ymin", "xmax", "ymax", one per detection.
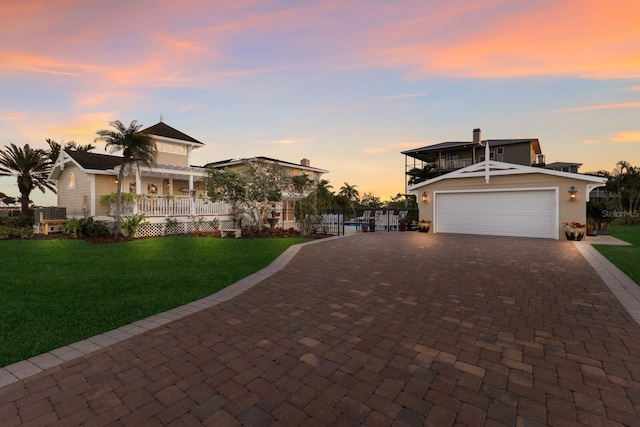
[{"xmin": 418, "ymin": 223, "xmax": 430, "ymax": 232}]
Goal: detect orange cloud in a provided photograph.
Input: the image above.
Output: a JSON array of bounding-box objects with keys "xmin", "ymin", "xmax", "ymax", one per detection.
[
  {"xmin": 363, "ymin": 147, "xmax": 388, "ymax": 154},
  {"xmin": 610, "ymin": 131, "xmax": 640, "ymax": 143},
  {"xmin": 0, "ymin": 112, "xmax": 25, "ymax": 122},
  {"xmin": 53, "ymin": 113, "xmax": 118, "ymax": 146},
  {"xmin": 362, "ymin": 0, "xmax": 640, "ymax": 79},
  {"xmin": 580, "ymin": 139, "xmax": 601, "ymax": 145}
]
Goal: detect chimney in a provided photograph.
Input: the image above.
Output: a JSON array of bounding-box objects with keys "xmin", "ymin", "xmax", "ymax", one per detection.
[
  {"xmin": 473, "ymin": 128, "xmax": 482, "ymax": 146},
  {"xmin": 300, "ymin": 158, "xmax": 310, "ymax": 167}
]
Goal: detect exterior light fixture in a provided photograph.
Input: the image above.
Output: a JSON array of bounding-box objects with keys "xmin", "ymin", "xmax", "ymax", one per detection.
[
  {"xmin": 568, "ymin": 186, "xmax": 577, "ymax": 201},
  {"xmin": 421, "ymin": 191, "xmax": 428, "ymax": 203}
]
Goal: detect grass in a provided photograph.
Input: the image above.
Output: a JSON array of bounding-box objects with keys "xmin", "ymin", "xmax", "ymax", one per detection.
[
  {"xmin": 593, "ymin": 223, "xmax": 640, "ymax": 286},
  {"xmin": 0, "ymin": 237, "xmax": 309, "ymax": 367}
]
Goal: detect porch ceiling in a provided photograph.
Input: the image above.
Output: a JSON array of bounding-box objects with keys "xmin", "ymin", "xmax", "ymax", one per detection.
[{"xmin": 122, "ymin": 163, "xmax": 207, "ymax": 180}]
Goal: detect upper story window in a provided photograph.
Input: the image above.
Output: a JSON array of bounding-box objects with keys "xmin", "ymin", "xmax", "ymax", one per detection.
[
  {"xmin": 68, "ymin": 172, "xmax": 76, "ymax": 189},
  {"xmin": 158, "ymin": 142, "xmax": 187, "ymax": 155},
  {"xmin": 497, "ymin": 147, "xmax": 504, "ymax": 154}
]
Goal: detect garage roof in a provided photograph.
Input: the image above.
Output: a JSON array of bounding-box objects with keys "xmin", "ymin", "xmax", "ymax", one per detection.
[{"xmin": 409, "ymin": 160, "xmax": 607, "ymax": 192}]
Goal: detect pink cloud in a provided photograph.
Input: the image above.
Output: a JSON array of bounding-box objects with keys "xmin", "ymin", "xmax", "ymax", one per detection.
[
  {"xmin": 359, "ymin": 0, "xmax": 640, "ymax": 79},
  {"xmin": 556, "ymin": 101, "xmax": 640, "ymax": 113}
]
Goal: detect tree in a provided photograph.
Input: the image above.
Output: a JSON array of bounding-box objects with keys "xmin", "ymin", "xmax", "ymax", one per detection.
[
  {"xmin": 338, "ymin": 182, "xmax": 359, "ymax": 217},
  {"xmin": 406, "ymin": 163, "xmax": 439, "ymax": 186},
  {"xmin": 359, "ymin": 192, "xmax": 382, "ymax": 209},
  {"xmin": 0, "ymin": 143, "xmax": 56, "ymax": 215},
  {"xmin": 202, "ymin": 159, "xmax": 300, "ymax": 234},
  {"xmin": 311, "ymin": 179, "xmax": 335, "ymax": 210},
  {"xmin": 610, "ymin": 161, "xmax": 640, "ymax": 225},
  {"xmin": 46, "ymin": 138, "xmax": 96, "ymax": 163},
  {"xmin": 94, "ymin": 120, "xmax": 157, "ymax": 236}
]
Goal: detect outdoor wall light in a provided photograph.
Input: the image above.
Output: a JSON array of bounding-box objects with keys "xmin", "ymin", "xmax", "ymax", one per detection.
[
  {"xmin": 568, "ymin": 186, "xmax": 577, "ymax": 201},
  {"xmin": 114, "ymin": 178, "xmax": 118, "ymax": 185},
  {"xmin": 421, "ymin": 191, "xmax": 428, "ymax": 203}
]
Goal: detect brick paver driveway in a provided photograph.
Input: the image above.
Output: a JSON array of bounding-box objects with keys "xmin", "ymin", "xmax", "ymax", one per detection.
[{"xmin": 1, "ymin": 233, "xmax": 640, "ymax": 426}]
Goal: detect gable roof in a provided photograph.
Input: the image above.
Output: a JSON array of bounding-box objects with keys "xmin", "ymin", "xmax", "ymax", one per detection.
[
  {"xmin": 409, "ymin": 160, "xmax": 607, "ymax": 190},
  {"xmin": 65, "ymin": 150, "xmax": 125, "ymax": 171},
  {"xmin": 141, "ymin": 121, "xmax": 203, "ymax": 145}
]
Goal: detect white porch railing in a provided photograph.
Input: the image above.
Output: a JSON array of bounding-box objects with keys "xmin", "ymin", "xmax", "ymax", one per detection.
[{"xmin": 137, "ymin": 197, "xmax": 232, "ymax": 216}]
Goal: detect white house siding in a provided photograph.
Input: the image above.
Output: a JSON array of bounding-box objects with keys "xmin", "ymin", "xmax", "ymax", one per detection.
[{"xmin": 57, "ymin": 165, "xmax": 91, "ymax": 217}]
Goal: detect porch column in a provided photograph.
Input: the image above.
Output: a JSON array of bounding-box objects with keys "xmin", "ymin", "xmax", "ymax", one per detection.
[
  {"xmin": 134, "ymin": 165, "xmax": 141, "ymax": 214},
  {"xmin": 189, "ymin": 174, "xmax": 195, "ymax": 215}
]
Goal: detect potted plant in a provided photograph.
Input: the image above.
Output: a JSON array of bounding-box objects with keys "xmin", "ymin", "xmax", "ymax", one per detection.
[
  {"xmin": 417, "ymin": 219, "xmax": 431, "ymax": 232},
  {"xmin": 563, "ymin": 222, "xmax": 586, "ymax": 241}
]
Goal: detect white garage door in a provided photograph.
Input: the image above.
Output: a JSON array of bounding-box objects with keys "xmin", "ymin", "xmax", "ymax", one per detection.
[{"xmin": 435, "ymin": 190, "xmax": 556, "ymax": 238}]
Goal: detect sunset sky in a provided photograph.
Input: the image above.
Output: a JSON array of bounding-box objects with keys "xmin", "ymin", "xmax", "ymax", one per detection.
[{"xmin": 1, "ymin": 0, "xmax": 639, "ymax": 205}]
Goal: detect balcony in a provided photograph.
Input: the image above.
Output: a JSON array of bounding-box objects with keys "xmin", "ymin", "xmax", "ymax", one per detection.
[{"xmin": 439, "ymin": 158, "xmax": 473, "ymax": 170}]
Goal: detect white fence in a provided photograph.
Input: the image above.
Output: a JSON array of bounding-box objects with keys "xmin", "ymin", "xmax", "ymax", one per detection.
[{"xmin": 137, "ymin": 197, "xmax": 231, "ymax": 217}]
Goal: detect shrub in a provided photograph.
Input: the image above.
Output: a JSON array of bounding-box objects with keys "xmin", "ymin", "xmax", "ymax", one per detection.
[
  {"xmin": 121, "ymin": 213, "xmax": 147, "ymax": 237},
  {"xmin": 63, "ymin": 217, "xmax": 110, "ymax": 238}
]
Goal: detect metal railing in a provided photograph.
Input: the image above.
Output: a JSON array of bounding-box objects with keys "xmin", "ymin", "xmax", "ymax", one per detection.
[{"xmin": 439, "ymin": 158, "xmax": 472, "ymax": 170}]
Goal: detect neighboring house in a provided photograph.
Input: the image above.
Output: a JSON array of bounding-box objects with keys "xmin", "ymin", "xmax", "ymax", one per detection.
[
  {"xmin": 402, "ymin": 128, "xmax": 545, "ymax": 192},
  {"xmin": 48, "ymin": 121, "xmax": 328, "ymax": 235},
  {"xmin": 204, "ymin": 156, "xmax": 328, "ymax": 225},
  {"xmin": 545, "ymin": 162, "xmax": 582, "ymax": 173},
  {"xmin": 409, "ymin": 154, "xmax": 607, "ymax": 240}
]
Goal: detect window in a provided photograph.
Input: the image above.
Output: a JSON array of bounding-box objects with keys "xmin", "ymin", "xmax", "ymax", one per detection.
[
  {"xmin": 68, "ymin": 172, "xmax": 76, "ymax": 189},
  {"xmin": 175, "ymin": 145, "xmax": 186, "ymax": 155},
  {"xmin": 450, "ymin": 154, "xmax": 458, "ymax": 160},
  {"xmin": 497, "ymin": 147, "xmax": 504, "ymax": 155},
  {"xmin": 490, "ymin": 151, "xmax": 495, "ymax": 159}
]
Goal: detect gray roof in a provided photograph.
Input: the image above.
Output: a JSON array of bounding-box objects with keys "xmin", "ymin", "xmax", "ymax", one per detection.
[
  {"xmin": 141, "ymin": 121, "xmax": 204, "ymax": 145},
  {"xmin": 402, "ymin": 138, "xmax": 541, "ymax": 162},
  {"xmin": 65, "ymin": 150, "xmax": 125, "ymax": 171}
]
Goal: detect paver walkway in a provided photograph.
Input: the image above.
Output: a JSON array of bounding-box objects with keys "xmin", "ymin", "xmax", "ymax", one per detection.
[{"xmin": 1, "ymin": 233, "xmax": 640, "ymax": 426}]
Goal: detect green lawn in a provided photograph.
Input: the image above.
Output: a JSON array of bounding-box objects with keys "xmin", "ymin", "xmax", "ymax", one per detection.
[
  {"xmin": 0, "ymin": 237, "xmax": 309, "ymax": 367},
  {"xmin": 593, "ymin": 224, "xmax": 640, "ymax": 286}
]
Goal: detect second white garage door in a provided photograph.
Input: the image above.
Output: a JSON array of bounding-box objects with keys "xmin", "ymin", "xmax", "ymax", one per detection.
[{"xmin": 435, "ymin": 190, "xmax": 557, "ymax": 239}]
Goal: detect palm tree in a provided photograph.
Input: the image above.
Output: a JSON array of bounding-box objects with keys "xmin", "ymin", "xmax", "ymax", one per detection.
[
  {"xmin": 95, "ymin": 120, "xmax": 157, "ymax": 236},
  {"xmin": 313, "ymin": 179, "xmax": 334, "ymax": 210},
  {"xmin": 46, "ymin": 139, "xmax": 96, "ymax": 163},
  {"xmin": 0, "ymin": 143, "xmax": 56, "ymax": 215},
  {"xmin": 339, "ymin": 182, "xmax": 359, "ymax": 217}
]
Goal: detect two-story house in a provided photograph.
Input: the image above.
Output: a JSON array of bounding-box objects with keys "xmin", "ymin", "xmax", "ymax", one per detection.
[
  {"xmin": 403, "ymin": 129, "xmax": 607, "ymax": 239},
  {"xmin": 48, "ymin": 120, "xmax": 328, "ymax": 236},
  {"xmin": 402, "ymin": 129, "xmax": 544, "ymax": 191}
]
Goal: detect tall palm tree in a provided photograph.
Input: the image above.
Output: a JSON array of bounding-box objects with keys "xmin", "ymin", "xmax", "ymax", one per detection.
[
  {"xmin": 95, "ymin": 120, "xmax": 157, "ymax": 236},
  {"xmin": 313, "ymin": 179, "xmax": 334, "ymax": 210},
  {"xmin": 339, "ymin": 182, "xmax": 359, "ymax": 217},
  {"xmin": 0, "ymin": 143, "xmax": 56, "ymax": 215}
]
